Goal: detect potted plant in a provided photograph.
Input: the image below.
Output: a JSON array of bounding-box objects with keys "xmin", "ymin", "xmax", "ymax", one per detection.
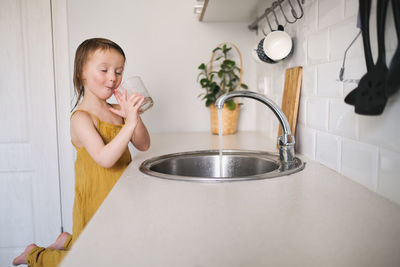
[{"xmin": 197, "ymin": 43, "xmax": 248, "ymax": 135}]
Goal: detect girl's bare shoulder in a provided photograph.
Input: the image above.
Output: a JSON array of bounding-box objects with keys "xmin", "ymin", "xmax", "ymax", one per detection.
[
  {"xmin": 70, "ymin": 110, "xmax": 97, "ymax": 131},
  {"xmin": 70, "ymin": 110, "xmax": 99, "ymax": 148}
]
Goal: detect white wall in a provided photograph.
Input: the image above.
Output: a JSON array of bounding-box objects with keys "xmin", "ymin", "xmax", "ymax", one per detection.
[
  {"xmin": 67, "ymin": 0, "xmax": 257, "ymax": 133},
  {"xmin": 254, "ymin": 0, "xmax": 400, "ymax": 205}
]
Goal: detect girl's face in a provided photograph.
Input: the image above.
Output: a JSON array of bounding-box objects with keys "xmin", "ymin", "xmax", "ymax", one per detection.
[{"xmin": 82, "ymin": 48, "xmax": 125, "ymax": 100}]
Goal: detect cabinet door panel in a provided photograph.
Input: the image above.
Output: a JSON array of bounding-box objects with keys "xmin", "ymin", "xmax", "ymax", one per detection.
[{"xmin": 0, "ymin": 0, "xmax": 61, "ymax": 265}]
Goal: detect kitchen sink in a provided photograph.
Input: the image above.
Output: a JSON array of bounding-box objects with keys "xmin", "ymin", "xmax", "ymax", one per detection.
[{"xmin": 139, "ymin": 150, "xmax": 305, "ymax": 182}]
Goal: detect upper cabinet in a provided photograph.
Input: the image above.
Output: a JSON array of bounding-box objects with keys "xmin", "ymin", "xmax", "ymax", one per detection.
[{"xmin": 195, "ymin": 0, "xmax": 262, "ymax": 22}]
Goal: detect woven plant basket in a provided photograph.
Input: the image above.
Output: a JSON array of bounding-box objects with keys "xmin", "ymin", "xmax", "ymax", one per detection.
[
  {"xmin": 210, "ymin": 104, "xmax": 240, "ymax": 135},
  {"xmin": 208, "ymin": 42, "xmax": 243, "ymax": 135}
]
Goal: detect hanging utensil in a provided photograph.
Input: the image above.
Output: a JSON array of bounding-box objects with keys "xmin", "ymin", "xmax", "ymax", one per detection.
[
  {"xmin": 344, "ymin": 0, "xmax": 374, "ymax": 105},
  {"xmin": 339, "ymin": 30, "xmax": 361, "ymax": 82},
  {"xmin": 261, "ymin": 3, "xmax": 293, "ymax": 62},
  {"xmin": 256, "ymin": 38, "xmax": 278, "ymax": 64},
  {"xmin": 385, "ymin": 0, "xmax": 400, "ymax": 96},
  {"xmin": 263, "ymin": 27, "xmax": 293, "ymax": 61},
  {"xmin": 347, "ymin": 0, "xmax": 390, "ymax": 115},
  {"xmin": 258, "ymin": 8, "xmax": 278, "ymax": 64}
]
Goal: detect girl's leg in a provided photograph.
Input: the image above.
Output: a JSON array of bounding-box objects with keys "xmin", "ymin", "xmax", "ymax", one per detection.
[
  {"xmin": 13, "ymin": 233, "xmax": 73, "ymax": 267},
  {"xmin": 25, "ymin": 247, "xmax": 69, "ymax": 267},
  {"xmin": 47, "ymin": 232, "xmax": 71, "ymax": 250},
  {"xmin": 12, "ymin": 243, "xmax": 37, "ymax": 266}
]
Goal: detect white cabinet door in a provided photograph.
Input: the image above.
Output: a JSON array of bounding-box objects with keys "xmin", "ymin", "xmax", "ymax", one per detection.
[{"xmin": 0, "ymin": 0, "xmax": 62, "ymax": 265}]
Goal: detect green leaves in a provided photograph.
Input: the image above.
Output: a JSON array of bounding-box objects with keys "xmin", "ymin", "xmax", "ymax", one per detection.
[
  {"xmin": 212, "ymin": 47, "xmax": 222, "ymax": 53},
  {"xmin": 221, "ymin": 59, "xmax": 235, "ymax": 69},
  {"xmin": 205, "ymin": 98, "xmax": 215, "ymax": 107},
  {"xmin": 200, "ymin": 78, "xmax": 209, "ymax": 88},
  {"xmin": 197, "ymin": 44, "xmax": 248, "ymax": 108},
  {"xmin": 198, "ymin": 63, "xmax": 206, "ymax": 70},
  {"xmin": 225, "ymin": 99, "xmax": 236, "ymax": 110}
]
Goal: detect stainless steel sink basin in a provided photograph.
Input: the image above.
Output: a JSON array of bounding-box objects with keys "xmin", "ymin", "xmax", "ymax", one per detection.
[{"xmin": 139, "ymin": 150, "xmax": 305, "ymax": 182}]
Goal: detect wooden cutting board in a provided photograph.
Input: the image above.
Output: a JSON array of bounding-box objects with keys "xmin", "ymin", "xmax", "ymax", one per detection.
[{"xmin": 278, "ymin": 66, "xmax": 303, "ymax": 138}]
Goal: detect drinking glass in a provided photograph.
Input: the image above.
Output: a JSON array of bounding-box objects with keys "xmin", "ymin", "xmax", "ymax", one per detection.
[{"xmin": 118, "ymin": 76, "xmax": 154, "ymax": 113}]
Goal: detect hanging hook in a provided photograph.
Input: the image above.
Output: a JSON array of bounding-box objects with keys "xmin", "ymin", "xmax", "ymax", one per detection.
[
  {"xmin": 276, "ymin": 0, "xmax": 297, "ymax": 24},
  {"xmin": 271, "ymin": 5, "xmax": 284, "ymax": 28},
  {"xmin": 261, "ymin": 23, "xmax": 268, "ymax": 36},
  {"xmin": 272, "ymin": 1, "xmax": 288, "ymax": 27},
  {"xmin": 288, "ymin": 0, "xmax": 304, "ymax": 20},
  {"xmin": 262, "ymin": 8, "xmax": 274, "ymax": 35}
]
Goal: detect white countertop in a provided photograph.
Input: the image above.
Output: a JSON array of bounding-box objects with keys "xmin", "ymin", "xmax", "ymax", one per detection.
[{"xmin": 61, "ymin": 132, "xmax": 400, "ymax": 267}]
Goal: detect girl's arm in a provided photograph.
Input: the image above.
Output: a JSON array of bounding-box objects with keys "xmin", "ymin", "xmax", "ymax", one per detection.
[
  {"xmin": 71, "ymin": 93, "xmax": 145, "ymax": 169},
  {"xmin": 110, "ymin": 90, "xmax": 150, "ymax": 151},
  {"xmin": 131, "ymin": 116, "xmax": 150, "ymax": 151}
]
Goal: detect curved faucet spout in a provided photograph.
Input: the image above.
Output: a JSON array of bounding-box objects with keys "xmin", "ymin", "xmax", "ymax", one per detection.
[
  {"xmin": 216, "ymin": 91, "xmax": 296, "ymax": 168},
  {"xmin": 216, "ymin": 91, "xmax": 292, "ymax": 139}
]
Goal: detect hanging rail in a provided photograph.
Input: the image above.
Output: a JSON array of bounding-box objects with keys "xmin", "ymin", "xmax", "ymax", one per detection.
[{"xmin": 248, "ymin": 0, "xmax": 305, "ymax": 32}]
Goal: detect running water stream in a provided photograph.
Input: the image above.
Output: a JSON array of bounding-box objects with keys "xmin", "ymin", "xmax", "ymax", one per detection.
[{"xmin": 218, "ymin": 109, "xmax": 223, "ymax": 177}]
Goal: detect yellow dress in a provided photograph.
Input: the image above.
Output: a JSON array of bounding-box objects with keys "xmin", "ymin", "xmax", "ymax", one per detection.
[{"xmin": 26, "ymin": 109, "xmax": 131, "ymax": 267}]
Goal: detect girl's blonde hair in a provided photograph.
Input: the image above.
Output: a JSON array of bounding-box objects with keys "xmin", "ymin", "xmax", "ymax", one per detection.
[{"xmin": 72, "ymin": 38, "xmax": 126, "ymax": 111}]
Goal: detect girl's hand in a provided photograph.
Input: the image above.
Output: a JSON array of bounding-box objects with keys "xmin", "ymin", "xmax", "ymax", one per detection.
[{"xmin": 109, "ymin": 89, "xmax": 145, "ymax": 128}]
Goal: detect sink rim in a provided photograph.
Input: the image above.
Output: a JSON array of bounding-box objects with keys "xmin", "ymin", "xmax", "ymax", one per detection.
[{"xmin": 139, "ymin": 149, "xmax": 305, "ymax": 182}]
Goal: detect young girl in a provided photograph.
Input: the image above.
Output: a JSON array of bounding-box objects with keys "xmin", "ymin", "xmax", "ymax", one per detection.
[{"xmin": 13, "ymin": 38, "xmax": 150, "ymax": 266}]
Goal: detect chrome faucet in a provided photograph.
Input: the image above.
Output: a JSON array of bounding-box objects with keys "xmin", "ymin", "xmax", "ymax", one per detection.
[{"xmin": 216, "ymin": 91, "xmax": 296, "ymax": 168}]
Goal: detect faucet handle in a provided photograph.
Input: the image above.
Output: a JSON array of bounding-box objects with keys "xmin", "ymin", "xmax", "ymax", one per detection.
[
  {"xmin": 278, "ymin": 133, "xmax": 295, "ymax": 146},
  {"xmin": 278, "ymin": 134, "xmax": 296, "ymax": 169}
]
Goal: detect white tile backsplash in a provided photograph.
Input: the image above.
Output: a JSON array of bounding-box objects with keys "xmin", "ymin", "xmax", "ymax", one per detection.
[
  {"xmin": 358, "ymin": 97, "xmax": 400, "ymax": 153},
  {"xmin": 317, "ymin": 61, "xmax": 343, "ymax": 97},
  {"xmin": 341, "ymin": 138, "xmax": 379, "ymax": 191},
  {"xmin": 298, "ymin": 97, "xmax": 307, "ymax": 125},
  {"xmin": 341, "ymin": 57, "xmax": 367, "ymax": 96},
  {"xmin": 300, "ymin": 0, "xmax": 318, "ymax": 35},
  {"xmin": 329, "ymin": 99, "xmax": 357, "ymax": 139},
  {"xmin": 344, "ymin": 0, "xmax": 359, "ymax": 18},
  {"xmin": 329, "ymin": 16, "xmax": 363, "ymax": 61},
  {"xmin": 289, "ymin": 37, "xmax": 308, "ymax": 67},
  {"xmin": 316, "ymin": 131, "xmax": 341, "ymax": 171},
  {"xmin": 256, "ymin": 0, "xmax": 400, "ymax": 205},
  {"xmin": 318, "ymin": 0, "xmax": 344, "ymax": 29},
  {"xmin": 295, "ymin": 124, "xmax": 316, "ymax": 160},
  {"xmin": 378, "ymin": 148, "xmax": 400, "ymax": 205},
  {"xmin": 301, "ymin": 66, "xmax": 317, "ymax": 97},
  {"xmin": 307, "ymin": 97, "xmax": 329, "ymax": 130},
  {"xmin": 308, "ymin": 30, "xmax": 329, "ymax": 65}
]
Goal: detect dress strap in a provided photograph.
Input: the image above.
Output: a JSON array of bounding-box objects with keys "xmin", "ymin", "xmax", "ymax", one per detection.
[{"xmin": 70, "ymin": 109, "xmax": 101, "ymax": 125}]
